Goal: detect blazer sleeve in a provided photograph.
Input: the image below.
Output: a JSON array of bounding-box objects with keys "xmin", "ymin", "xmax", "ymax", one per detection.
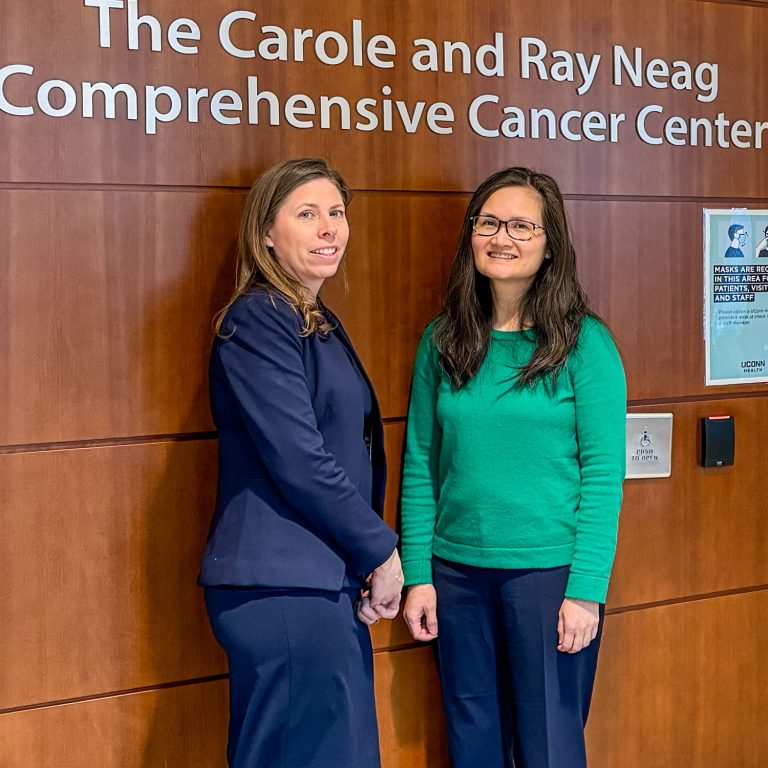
[{"xmin": 216, "ymin": 293, "xmax": 397, "ymax": 575}]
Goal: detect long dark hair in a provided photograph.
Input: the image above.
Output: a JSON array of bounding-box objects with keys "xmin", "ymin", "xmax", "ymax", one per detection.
[
  {"xmin": 433, "ymin": 167, "xmax": 592, "ymax": 389},
  {"xmin": 214, "ymin": 157, "xmax": 351, "ymax": 337}
]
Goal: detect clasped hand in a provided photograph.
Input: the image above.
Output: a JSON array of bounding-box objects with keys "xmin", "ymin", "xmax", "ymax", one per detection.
[{"xmin": 356, "ymin": 549, "xmax": 404, "ymax": 626}]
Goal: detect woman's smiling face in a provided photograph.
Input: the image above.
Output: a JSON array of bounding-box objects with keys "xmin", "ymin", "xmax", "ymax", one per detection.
[
  {"xmin": 471, "ymin": 185, "xmax": 548, "ymax": 291},
  {"xmin": 265, "ymin": 178, "xmax": 349, "ymax": 296}
]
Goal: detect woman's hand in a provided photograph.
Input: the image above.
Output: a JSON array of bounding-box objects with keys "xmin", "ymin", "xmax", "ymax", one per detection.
[
  {"xmin": 557, "ymin": 597, "xmax": 600, "ymax": 653},
  {"xmin": 368, "ymin": 548, "xmax": 404, "ymax": 620},
  {"xmin": 356, "ymin": 593, "xmax": 380, "ymax": 625},
  {"xmin": 403, "ymin": 584, "xmax": 438, "ymax": 642}
]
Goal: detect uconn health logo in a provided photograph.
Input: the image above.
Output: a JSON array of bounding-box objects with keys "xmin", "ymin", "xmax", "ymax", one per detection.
[{"xmin": 741, "ymin": 359, "xmax": 765, "ymax": 373}]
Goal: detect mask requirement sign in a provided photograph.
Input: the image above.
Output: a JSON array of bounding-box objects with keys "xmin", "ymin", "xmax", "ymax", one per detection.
[{"xmin": 704, "ymin": 209, "xmax": 768, "ymax": 385}]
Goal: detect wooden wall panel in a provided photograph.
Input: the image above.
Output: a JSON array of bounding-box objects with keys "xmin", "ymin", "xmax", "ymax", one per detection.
[
  {"xmin": 7, "ymin": 191, "xmax": 768, "ymax": 448},
  {"xmin": 375, "ymin": 646, "xmax": 450, "ymax": 768},
  {"xmin": 322, "ymin": 192, "xmax": 465, "ymax": 416},
  {"xmin": 2, "ymin": 1, "xmax": 767, "ymax": 195},
  {"xmin": 0, "ymin": 188, "xmax": 241, "ymax": 445},
  {"xmin": 0, "ymin": 424, "xmax": 411, "ymax": 711},
  {"xmin": 3, "ymin": 0, "xmax": 768, "ymax": 765},
  {"xmin": 3, "ymin": 592, "xmax": 765, "ymax": 768},
  {"xmin": 0, "ymin": 648, "xmax": 448, "ymax": 768},
  {"xmin": 570, "ymin": 199, "xmax": 768, "ymax": 402},
  {"xmin": 588, "ymin": 590, "xmax": 768, "ymax": 768},
  {"xmin": 0, "ymin": 680, "xmax": 229, "ymax": 768},
  {"xmin": 373, "ymin": 420, "xmax": 417, "ymax": 651},
  {"xmin": 608, "ymin": 397, "xmax": 768, "ymax": 608},
  {"xmin": 572, "ymin": 199, "xmax": 697, "ymax": 400},
  {"xmin": 0, "ymin": 440, "xmax": 225, "ymax": 710},
  {"xmin": 0, "ymin": 190, "xmax": 459, "ymax": 446},
  {"xmin": 381, "ymin": 420, "xmax": 405, "ymax": 533}
]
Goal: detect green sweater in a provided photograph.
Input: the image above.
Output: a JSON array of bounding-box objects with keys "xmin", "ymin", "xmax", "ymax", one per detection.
[{"xmin": 401, "ymin": 316, "xmax": 626, "ymax": 603}]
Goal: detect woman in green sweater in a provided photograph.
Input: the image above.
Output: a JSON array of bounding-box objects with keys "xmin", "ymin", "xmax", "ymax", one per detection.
[{"xmin": 401, "ymin": 167, "xmax": 626, "ymax": 768}]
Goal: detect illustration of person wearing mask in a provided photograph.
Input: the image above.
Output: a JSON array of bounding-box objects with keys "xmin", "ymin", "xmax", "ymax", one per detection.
[
  {"xmin": 724, "ymin": 224, "xmax": 747, "ymax": 258},
  {"xmin": 754, "ymin": 226, "xmax": 768, "ymax": 258}
]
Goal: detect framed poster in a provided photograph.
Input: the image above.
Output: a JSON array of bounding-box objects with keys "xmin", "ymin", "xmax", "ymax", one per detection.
[{"xmin": 704, "ymin": 208, "xmax": 768, "ymax": 385}]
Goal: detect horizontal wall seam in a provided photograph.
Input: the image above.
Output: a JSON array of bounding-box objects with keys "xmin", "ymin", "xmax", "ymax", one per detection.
[
  {"xmin": 0, "ymin": 182, "xmax": 252, "ymax": 194},
  {"xmin": 607, "ymin": 583, "xmax": 768, "ymax": 615},
  {"xmin": 0, "ymin": 423, "xmax": 407, "ymax": 454},
  {"xmin": 695, "ymin": 0, "xmax": 768, "ymax": 7},
  {"xmin": 629, "ymin": 391, "xmax": 768, "ymax": 406},
  {"xmin": 5, "ymin": 390, "xmax": 768, "ymax": 455},
  {"xmin": 3, "ymin": 181, "xmax": 768, "ymax": 204},
  {"xmin": 0, "ymin": 674, "xmax": 228, "ymax": 717},
  {"xmin": 0, "ymin": 431, "xmax": 218, "ymax": 455},
  {"xmin": 373, "ymin": 642, "xmax": 422, "ymax": 655},
  {"xmin": 0, "ymin": 645, "xmax": 423, "ymax": 715},
  {"xmin": 1, "ymin": 583, "xmax": 765, "ymax": 715}
]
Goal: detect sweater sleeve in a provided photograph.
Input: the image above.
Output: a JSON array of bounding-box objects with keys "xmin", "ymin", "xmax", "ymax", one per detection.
[
  {"xmin": 565, "ymin": 318, "xmax": 627, "ymax": 603},
  {"xmin": 217, "ymin": 293, "xmax": 397, "ymax": 575},
  {"xmin": 400, "ymin": 326, "xmax": 443, "ymax": 586}
]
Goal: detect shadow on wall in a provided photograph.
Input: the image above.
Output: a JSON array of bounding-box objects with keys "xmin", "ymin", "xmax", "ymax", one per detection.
[{"xmin": 383, "ymin": 644, "xmax": 452, "ymax": 768}]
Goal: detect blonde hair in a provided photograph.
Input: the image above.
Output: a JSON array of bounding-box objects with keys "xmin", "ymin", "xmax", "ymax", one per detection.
[{"xmin": 215, "ymin": 158, "xmax": 351, "ymax": 337}]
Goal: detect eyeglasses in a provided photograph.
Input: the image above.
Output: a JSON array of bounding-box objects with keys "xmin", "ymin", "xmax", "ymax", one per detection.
[{"xmin": 471, "ymin": 215, "xmax": 545, "ymax": 241}]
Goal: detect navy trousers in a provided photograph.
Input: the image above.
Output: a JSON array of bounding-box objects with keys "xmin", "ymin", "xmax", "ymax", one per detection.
[
  {"xmin": 432, "ymin": 558, "xmax": 604, "ymax": 768},
  {"xmin": 204, "ymin": 586, "xmax": 380, "ymax": 768}
]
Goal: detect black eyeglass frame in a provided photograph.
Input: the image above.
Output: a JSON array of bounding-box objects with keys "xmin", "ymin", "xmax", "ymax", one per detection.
[{"xmin": 470, "ymin": 215, "xmax": 546, "ymax": 241}]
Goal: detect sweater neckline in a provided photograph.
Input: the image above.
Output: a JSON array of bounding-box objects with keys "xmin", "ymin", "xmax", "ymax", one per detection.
[{"xmin": 491, "ymin": 327, "xmax": 534, "ymax": 340}]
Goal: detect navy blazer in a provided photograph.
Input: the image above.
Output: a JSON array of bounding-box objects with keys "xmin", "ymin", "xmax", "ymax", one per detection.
[{"xmin": 199, "ymin": 290, "xmax": 398, "ymax": 591}]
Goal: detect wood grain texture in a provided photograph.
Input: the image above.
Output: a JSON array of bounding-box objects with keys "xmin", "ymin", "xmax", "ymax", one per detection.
[
  {"xmin": 0, "ymin": 189, "xmax": 458, "ymax": 446},
  {"xmin": 0, "ymin": 648, "xmax": 449, "ymax": 768},
  {"xmin": 0, "ymin": 187, "xmax": 242, "ymax": 446},
  {"xmin": 1, "ymin": 0, "xmax": 767, "ymax": 195},
  {"xmin": 381, "ymin": 420, "xmax": 406, "ymax": 534},
  {"xmin": 375, "ymin": 646, "xmax": 450, "ymax": 768},
  {"xmin": 568, "ymin": 199, "xmax": 768, "ymax": 402},
  {"xmin": 2, "ymin": 594, "xmax": 764, "ymax": 768},
  {"xmin": 322, "ymin": 192, "xmax": 464, "ymax": 416},
  {"xmin": 2, "ymin": 0, "xmax": 768, "ymax": 764},
  {"xmin": 608, "ymin": 398, "xmax": 768, "ymax": 608},
  {"xmin": 0, "ymin": 680, "xmax": 229, "ymax": 768},
  {"xmin": 0, "ymin": 440, "xmax": 225, "ymax": 710},
  {"xmin": 0, "ymin": 425, "xmax": 410, "ymax": 711},
  {"xmin": 588, "ymin": 590, "xmax": 768, "ymax": 767},
  {"xmin": 372, "ymin": 420, "xmax": 416, "ymax": 651},
  {"xmin": 7, "ymin": 191, "xmax": 768, "ymax": 447}
]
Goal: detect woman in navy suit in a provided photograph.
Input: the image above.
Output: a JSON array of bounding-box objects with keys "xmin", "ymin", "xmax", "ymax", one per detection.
[{"xmin": 199, "ymin": 158, "xmax": 403, "ymax": 768}]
